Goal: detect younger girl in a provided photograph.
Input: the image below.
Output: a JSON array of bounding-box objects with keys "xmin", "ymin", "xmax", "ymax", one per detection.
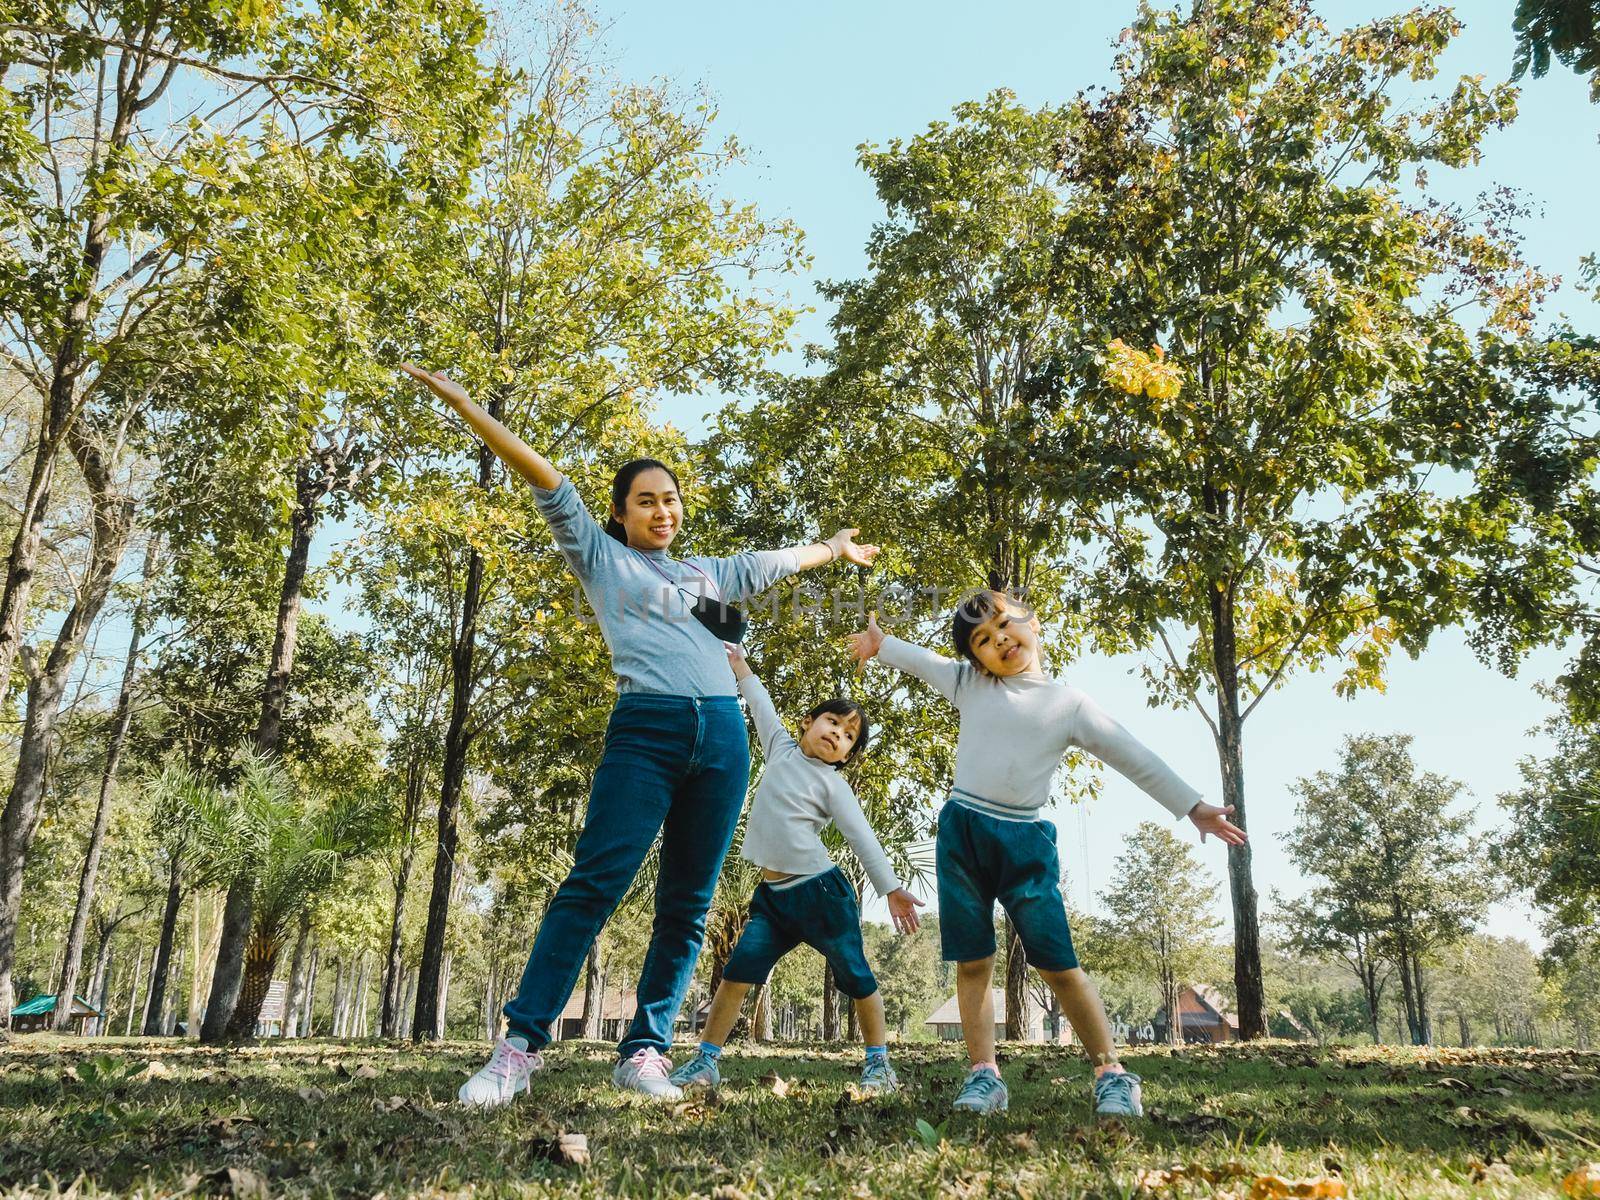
[
  {"xmin": 670, "ymin": 647, "xmax": 924, "ymax": 1095},
  {"xmin": 849, "ymin": 590, "xmax": 1244, "ymax": 1117}
]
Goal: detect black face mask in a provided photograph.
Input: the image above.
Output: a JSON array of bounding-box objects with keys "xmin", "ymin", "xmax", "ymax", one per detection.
[
  {"xmin": 688, "ymin": 594, "xmax": 747, "ymax": 644},
  {"xmin": 634, "ymin": 549, "xmax": 748, "ymax": 644}
]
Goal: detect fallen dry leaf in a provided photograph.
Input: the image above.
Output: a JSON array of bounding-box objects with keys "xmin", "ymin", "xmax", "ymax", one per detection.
[
  {"xmin": 761, "ymin": 1071, "xmax": 790, "ymax": 1098},
  {"xmin": 295, "ymin": 1085, "xmax": 326, "ymax": 1103},
  {"xmin": 1247, "ymin": 1174, "xmax": 1346, "ymax": 1199},
  {"xmin": 211, "ymin": 1166, "xmax": 270, "ymax": 1200},
  {"xmin": 1470, "ymin": 1159, "xmax": 1517, "ymax": 1184},
  {"xmin": 529, "ymin": 1132, "xmax": 590, "ymax": 1167},
  {"xmin": 1565, "ymin": 1163, "xmax": 1600, "ymax": 1198},
  {"xmin": 140, "ymin": 1060, "xmax": 173, "ymax": 1079}
]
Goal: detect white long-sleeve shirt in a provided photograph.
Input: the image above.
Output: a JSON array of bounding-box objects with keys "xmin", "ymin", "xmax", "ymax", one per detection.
[
  {"xmin": 735, "ymin": 674, "xmax": 902, "ymax": 898},
  {"xmin": 876, "ymin": 635, "xmax": 1202, "ymax": 821}
]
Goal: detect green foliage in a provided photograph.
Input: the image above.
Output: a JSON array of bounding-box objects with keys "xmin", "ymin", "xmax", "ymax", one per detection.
[
  {"xmin": 1513, "ymin": 0, "xmax": 1600, "ymax": 99},
  {"xmin": 1497, "ymin": 712, "xmax": 1600, "ymax": 937}
]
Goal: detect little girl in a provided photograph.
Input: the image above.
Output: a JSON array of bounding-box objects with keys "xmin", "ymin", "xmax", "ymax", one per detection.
[
  {"xmin": 670, "ymin": 647, "xmax": 924, "ymax": 1095},
  {"xmin": 850, "ymin": 589, "xmax": 1244, "ymax": 1117}
]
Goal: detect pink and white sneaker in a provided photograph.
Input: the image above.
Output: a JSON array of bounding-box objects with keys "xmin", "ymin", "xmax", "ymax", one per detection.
[
  {"xmin": 458, "ymin": 1038, "xmax": 542, "ymax": 1108},
  {"xmin": 611, "ymin": 1047, "xmax": 683, "ymax": 1100}
]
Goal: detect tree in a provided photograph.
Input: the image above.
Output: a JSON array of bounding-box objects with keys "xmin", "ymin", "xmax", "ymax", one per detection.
[
  {"xmin": 1274, "ymin": 891, "xmax": 1392, "ymax": 1045},
  {"xmin": 707, "ymin": 88, "xmax": 1108, "ymax": 1038},
  {"xmin": 400, "ymin": 4, "xmax": 802, "ymax": 1040},
  {"xmin": 1030, "ymin": 0, "xmax": 1565, "ymax": 1038},
  {"xmin": 1513, "ymin": 0, "xmax": 1600, "ymax": 99},
  {"xmin": 182, "ymin": 755, "xmax": 387, "ymax": 1038},
  {"xmin": 1099, "ymin": 822, "xmax": 1222, "ymax": 1045},
  {"xmin": 52, "ymin": 532, "xmax": 162, "ymax": 1028},
  {"xmin": 1496, "ymin": 713, "xmax": 1600, "ymax": 937},
  {"xmin": 0, "ymin": 0, "xmax": 496, "ymax": 1033},
  {"xmin": 1286, "ymin": 734, "xmax": 1493, "ymax": 1045}
]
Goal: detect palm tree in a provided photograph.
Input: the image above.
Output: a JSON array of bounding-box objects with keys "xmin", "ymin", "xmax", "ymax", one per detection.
[{"xmin": 184, "ymin": 753, "xmax": 387, "ymax": 1041}]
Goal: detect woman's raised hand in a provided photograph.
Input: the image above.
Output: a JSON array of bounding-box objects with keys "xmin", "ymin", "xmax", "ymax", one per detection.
[
  {"xmin": 847, "ymin": 610, "xmax": 886, "ymax": 670},
  {"xmin": 398, "ymin": 364, "xmax": 563, "ymax": 491},
  {"xmin": 827, "ymin": 528, "xmax": 880, "ymax": 567}
]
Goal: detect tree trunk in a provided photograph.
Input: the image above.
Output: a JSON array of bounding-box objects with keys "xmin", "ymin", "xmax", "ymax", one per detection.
[
  {"xmin": 353, "ymin": 952, "xmax": 371, "ymax": 1039},
  {"xmin": 436, "ymin": 947, "xmax": 454, "ymax": 1039},
  {"xmin": 199, "ymin": 880, "xmax": 254, "ymax": 1043},
  {"xmin": 581, "ymin": 940, "xmax": 602, "ymax": 1038},
  {"xmin": 204, "ymin": 458, "xmax": 328, "ymax": 1043},
  {"xmin": 752, "ymin": 984, "xmax": 772, "ymax": 1043},
  {"xmin": 415, "ymin": 390, "xmax": 503, "ymax": 1040},
  {"xmin": 380, "ymin": 760, "xmax": 425, "ymax": 1039},
  {"xmin": 282, "ymin": 915, "xmax": 312, "ymax": 1038},
  {"xmin": 0, "ymin": 411, "xmax": 65, "ymax": 709},
  {"xmin": 85, "ymin": 923, "xmax": 118, "ymax": 1036},
  {"xmin": 822, "ymin": 962, "xmax": 839, "ymax": 1040},
  {"xmin": 124, "ymin": 947, "xmax": 144, "ymax": 1037},
  {"xmin": 330, "ymin": 957, "xmax": 348, "ymax": 1037},
  {"xmin": 400, "ymin": 965, "xmax": 416, "ymax": 1040},
  {"xmin": 0, "ymin": 428, "xmax": 135, "ymax": 1027},
  {"xmin": 143, "ymin": 855, "xmax": 184, "ymax": 1036},
  {"xmin": 1209, "ymin": 586, "xmax": 1265, "ymax": 1040},
  {"xmin": 53, "ymin": 537, "xmax": 158, "ymax": 1030},
  {"xmin": 1412, "ymin": 955, "xmax": 1431, "ymax": 1046},
  {"xmin": 1458, "ymin": 1010, "xmax": 1470, "ymax": 1047},
  {"xmin": 1004, "ymin": 920, "xmax": 1028, "ymax": 1040},
  {"xmin": 227, "ymin": 934, "xmax": 283, "ymax": 1040},
  {"xmin": 301, "ymin": 944, "xmax": 320, "ymax": 1036}
]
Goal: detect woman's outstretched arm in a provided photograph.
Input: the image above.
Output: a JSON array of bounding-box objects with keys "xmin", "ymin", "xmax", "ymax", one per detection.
[{"xmin": 401, "ymin": 364, "xmax": 563, "ymax": 491}]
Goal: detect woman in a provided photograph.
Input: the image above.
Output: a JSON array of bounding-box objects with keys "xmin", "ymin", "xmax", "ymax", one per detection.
[{"xmin": 399, "ymin": 365, "xmax": 878, "ymax": 1106}]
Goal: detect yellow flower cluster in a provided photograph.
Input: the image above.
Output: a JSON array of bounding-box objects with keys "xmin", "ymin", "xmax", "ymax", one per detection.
[{"xmin": 1104, "ymin": 339, "xmax": 1184, "ymax": 401}]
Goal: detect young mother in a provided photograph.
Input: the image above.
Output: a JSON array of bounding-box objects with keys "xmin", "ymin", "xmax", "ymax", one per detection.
[{"xmin": 400, "ymin": 365, "xmax": 878, "ymax": 1106}]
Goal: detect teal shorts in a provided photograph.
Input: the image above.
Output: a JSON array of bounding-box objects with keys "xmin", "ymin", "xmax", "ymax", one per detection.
[{"xmin": 935, "ymin": 798, "xmax": 1079, "ymax": 970}]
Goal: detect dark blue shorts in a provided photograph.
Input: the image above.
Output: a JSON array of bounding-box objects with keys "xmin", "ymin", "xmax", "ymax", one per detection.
[
  {"xmin": 721, "ymin": 867, "xmax": 879, "ymax": 1000},
  {"xmin": 936, "ymin": 799, "xmax": 1079, "ymax": 970}
]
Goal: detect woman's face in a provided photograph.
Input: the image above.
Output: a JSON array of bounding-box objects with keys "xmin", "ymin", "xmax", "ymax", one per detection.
[{"xmin": 616, "ymin": 467, "xmax": 683, "ymax": 551}]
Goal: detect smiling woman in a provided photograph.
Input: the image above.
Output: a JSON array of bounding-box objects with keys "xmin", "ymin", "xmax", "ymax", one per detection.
[{"xmin": 399, "ymin": 364, "xmax": 880, "ymax": 1108}]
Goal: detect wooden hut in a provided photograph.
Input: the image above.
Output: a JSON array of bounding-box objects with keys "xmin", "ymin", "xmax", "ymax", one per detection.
[
  {"xmin": 922, "ymin": 989, "xmax": 1071, "ymax": 1044},
  {"xmin": 9, "ymin": 993, "xmax": 104, "ymax": 1035},
  {"xmin": 1154, "ymin": 984, "xmax": 1239, "ymax": 1043}
]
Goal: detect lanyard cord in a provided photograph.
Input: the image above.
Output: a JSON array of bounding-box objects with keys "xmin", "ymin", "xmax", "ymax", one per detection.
[{"xmin": 631, "ymin": 548, "xmax": 722, "ymax": 604}]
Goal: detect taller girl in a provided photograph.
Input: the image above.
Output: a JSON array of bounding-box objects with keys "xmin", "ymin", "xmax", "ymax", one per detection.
[{"xmin": 401, "ymin": 365, "xmax": 879, "ymax": 1106}]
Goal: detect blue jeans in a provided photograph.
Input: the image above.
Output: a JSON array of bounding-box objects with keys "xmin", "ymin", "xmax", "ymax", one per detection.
[
  {"xmin": 502, "ymin": 693, "xmax": 749, "ymax": 1057},
  {"xmin": 721, "ymin": 867, "xmax": 878, "ymax": 1000}
]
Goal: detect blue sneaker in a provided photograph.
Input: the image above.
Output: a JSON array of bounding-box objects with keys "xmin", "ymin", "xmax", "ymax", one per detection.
[
  {"xmin": 668, "ymin": 1050, "xmax": 721, "ymax": 1091},
  {"xmin": 952, "ymin": 1066, "xmax": 1008, "ymax": 1114},
  {"xmin": 858, "ymin": 1056, "xmax": 899, "ymax": 1095},
  {"xmin": 1093, "ymin": 1069, "xmax": 1143, "ymax": 1117}
]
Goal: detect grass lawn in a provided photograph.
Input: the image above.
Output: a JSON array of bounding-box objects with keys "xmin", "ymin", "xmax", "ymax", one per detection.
[{"xmin": 2, "ymin": 1037, "xmax": 1598, "ymax": 1198}]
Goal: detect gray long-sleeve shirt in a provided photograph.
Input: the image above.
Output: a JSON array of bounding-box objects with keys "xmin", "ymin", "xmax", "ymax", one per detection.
[
  {"xmin": 877, "ymin": 635, "xmax": 1203, "ymax": 821},
  {"xmin": 532, "ymin": 477, "xmax": 800, "ymax": 696},
  {"xmin": 736, "ymin": 673, "xmax": 902, "ymax": 898}
]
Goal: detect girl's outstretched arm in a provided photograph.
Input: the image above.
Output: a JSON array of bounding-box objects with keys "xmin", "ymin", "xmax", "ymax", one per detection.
[
  {"xmin": 849, "ymin": 611, "xmax": 964, "ymax": 703},
  {"xmin": 401, "ymin": 364, "xmax": 563, "ymax": 491}
]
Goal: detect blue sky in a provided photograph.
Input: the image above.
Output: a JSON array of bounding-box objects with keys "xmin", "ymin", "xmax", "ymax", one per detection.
[{"xmin": 555, "ymin": 0, "xmax": 1600, "ymax": 944}]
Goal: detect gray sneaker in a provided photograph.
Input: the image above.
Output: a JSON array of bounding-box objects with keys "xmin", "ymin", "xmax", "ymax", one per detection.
[
  {"xmin": 612, "ymin": 1048, "xmax": 683, "ymax": 1100},
  {"xmin": 1092, "ymin": 1069, "xmax": 1143, "ymax": 1117},
  {"xmin": 668, "ymin": 1050, "xmax": 721, "ymax": 1090},
  {"xmin": 951, "ymin": 1066, "xmax": 1008, "ymax": 1113},
  {"xmin": 858, "ymin": 1056, "xmax": 899, "ymax": 1095}
]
